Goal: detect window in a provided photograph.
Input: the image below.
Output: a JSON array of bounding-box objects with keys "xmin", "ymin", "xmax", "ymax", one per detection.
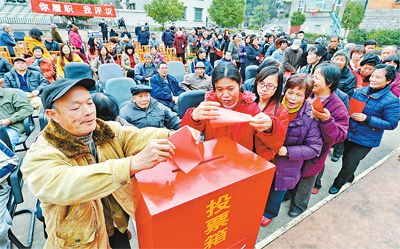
[
  {"xmin": 128, "ymin": 3, "xmax": 136, "ymax": 10},
  {"xmin": 194, "ymin": 8, "xmax": 203, "ymax": 22},
  {"xmin": 297, "ymin": 0, "xmax": 305, "ymax": 12},
  {"xmin": 5, "ymin": 0, "xmax": 26, "ymax": 3},
  {"xmin": 314, "ymin": 0, "xmax": 327, "ymax": 11},
  {"xmin": 181, "ymin": 7, "xmax": 187, "ymax": 20}
]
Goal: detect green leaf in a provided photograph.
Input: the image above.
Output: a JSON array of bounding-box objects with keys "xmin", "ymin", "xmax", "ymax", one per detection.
[{"xmin": 208, "ymin": 0, "xmax": 245, "ymax": 28}]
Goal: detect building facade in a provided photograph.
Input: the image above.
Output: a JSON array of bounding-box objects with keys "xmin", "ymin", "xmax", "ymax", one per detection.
[
  {"xmin": 0, "ymin": 0, "xmax": 212, "ymax": 30},
  {"xmin": 359, "ymin": 0, "xmax": 400, "ymax": 30},
  {"xmin": 289, "ymin": 0, "xmax": 347, "ymax": 35},
  {"xmin": 105, "ymin": 0, "xmax": 213, "ymax": 28}
]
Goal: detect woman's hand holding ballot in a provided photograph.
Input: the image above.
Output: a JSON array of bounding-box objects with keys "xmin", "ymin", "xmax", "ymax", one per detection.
[
  {"xmin": 191, "ymin": 101, "xmax": 221, "ymax": 121},
  {"xmin": 249, "ymin": 112, "xmax": 273, "ymax": 132}
]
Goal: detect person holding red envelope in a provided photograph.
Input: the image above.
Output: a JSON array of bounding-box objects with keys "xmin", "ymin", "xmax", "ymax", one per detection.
[
  {"xmin": 246, "ymin": 34, "xmax": 263, "ymax": 66},
  {"xmin": 261, "ymin": 74, "xmax": 322, "ymax": 227},
  {"xmin": 253, "ymin": 66, "xmax": 289, "ymax": 162},
  {"xmin": 181, "ymin": 63, "xmax": 275, "ymax": 156},
  {"xmin": 288, "ymin": 63, "xmax": 349, "ymax": 217},
  {"xmin": 329, "ymin": 64, "xmax": 400, "ymax": 194}
]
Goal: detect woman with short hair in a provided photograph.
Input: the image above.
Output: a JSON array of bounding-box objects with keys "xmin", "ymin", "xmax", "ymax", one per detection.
[
  {"xmin": 289, "ymin": 63, "xmax": 349, "ymax": 217},
  {"xmin": 181, "ymin": 63, "xmax": 274, "ymax": 153},
  {"xmin": 330, "ymin": 64, "xmax": 399, "ymax": 194},
  {"xmin": 261, "ymin": 74, "xmax": 322, "ymax": 227}
]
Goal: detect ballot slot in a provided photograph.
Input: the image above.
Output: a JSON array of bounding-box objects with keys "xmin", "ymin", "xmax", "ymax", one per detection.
[{"xmin": 171, "ymin": 155, "xmax": 225, "ymax": 174}]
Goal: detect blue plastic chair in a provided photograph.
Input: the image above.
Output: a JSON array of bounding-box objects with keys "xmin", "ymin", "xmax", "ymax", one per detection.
[
  {"xmin": 104, "ymin": 77, "xmax": 136, "ymax": 107},
  {"xmin": 98, "ymin": 63, "xmax": 124, "ymax": 90},
  {"xmin": 177, "ymin": 90, "xmax": 206, "ymax": 118},
  {"xmin": 167, "ymin": 61, "xmax": 186, "ymax": 82},
  {"xmin": 64, "ymin": 62, "xmax": 93, "ymax": 80},
  {"xmin": 245, "ymin": 65, "xmax": 258, "ymax": 81}
]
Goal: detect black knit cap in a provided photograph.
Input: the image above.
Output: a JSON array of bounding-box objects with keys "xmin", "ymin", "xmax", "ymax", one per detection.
[{"xmin": 360, "ymin": 53, "xmax": 380, "ymax": 66}]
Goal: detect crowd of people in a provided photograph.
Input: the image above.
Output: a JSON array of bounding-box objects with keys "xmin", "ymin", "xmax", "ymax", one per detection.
[{"xmin": 0, "ymin": 20, "xmax": 399, "ymax": 248}]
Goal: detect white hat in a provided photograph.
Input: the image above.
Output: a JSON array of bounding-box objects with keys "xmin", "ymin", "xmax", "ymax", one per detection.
[{"xmin": 291, "ymin": 39, "xmax": 301, "ymax": 50}]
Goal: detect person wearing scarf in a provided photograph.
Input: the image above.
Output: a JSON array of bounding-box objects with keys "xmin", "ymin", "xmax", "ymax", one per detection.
[{"xmin": 261, "ymin": 74, "xmax": 322, "ymax": 227}]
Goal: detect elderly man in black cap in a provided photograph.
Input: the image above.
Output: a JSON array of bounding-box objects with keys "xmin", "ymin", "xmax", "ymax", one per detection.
[
  {"xmin": 21, "ymin": 78, "xmax": 200, "ymax": 248},
  {"xmin": 180, "ymin": 61, "xmax": 212, "ymax": 91},
  {"xmin": 120, "ymin": 84, "xmax": 181, "ymax": 130}
]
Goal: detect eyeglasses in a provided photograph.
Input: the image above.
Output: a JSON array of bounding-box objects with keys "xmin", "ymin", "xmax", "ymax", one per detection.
[{"xmin": 257, "ymin": 83, "xmax": 277, "ymax": 90}]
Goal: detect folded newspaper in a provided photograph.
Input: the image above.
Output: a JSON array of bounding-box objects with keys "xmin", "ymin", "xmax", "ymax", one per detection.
[{"xmin": 0, "ymin": 141, "xmax": 19, "ymax": 183}]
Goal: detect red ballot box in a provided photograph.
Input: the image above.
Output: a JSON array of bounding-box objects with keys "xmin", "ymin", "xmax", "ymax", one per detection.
[{"xmin": 134, "ymin": 137, "xmax": 276, "ymax": 248}]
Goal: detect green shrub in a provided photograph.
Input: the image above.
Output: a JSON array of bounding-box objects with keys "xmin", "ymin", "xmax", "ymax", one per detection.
[
  {"xmin": 304, "ymin": 32, "xmax": 327, "ymax": 43},
  {"xmin": 348, "ymin": 29, "xmax": 400, "ymax": 46},
  {"xmin": 290, "ymin": 11, "xmax": 306, "ymax": 26}
]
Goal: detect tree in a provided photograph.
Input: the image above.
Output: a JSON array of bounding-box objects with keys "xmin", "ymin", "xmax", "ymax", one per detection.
[
  {"xmin": 249, "ymin": 5, "xmax": 270, "ymax": 29},
  {"xmin": 208, "ymin": 0, "xmax": 245, "ymax": 28},
  {"xmin": 56, "ymin": 0, "xmax": 100, "ymax": 23},
  {"xmin": 144, "ymin": 0, "xmax": 185, "ymax": 29},
  {"xmin": 341, "ymin": 1, "xmax": 364, "ymax": 38},
  {"xmin": 266, "ymin": 0, "xmax": 279, "ymax": 19},
  {"xmin": 290, "ymin": 11, "xmax": 306, "ymax": 26}
]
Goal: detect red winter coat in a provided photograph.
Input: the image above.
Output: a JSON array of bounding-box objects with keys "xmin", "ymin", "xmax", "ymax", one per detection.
[
  {"xmin": 255, "ymin": 102, "xmax": 289, "ymax": 161},
  {"xmin": 353, "ymin": 70, "xmax": 369, "ymax": 89},
  {"xmin": 25, "ymin": 57, "xmax": 56, "ymax": 83},
  {"xmin": 181, "ymin": 91, "xmax": 270, "ymax": 153},
  {"xmin": 173, "ymin": 34, "xmax": 187, "ymax": 54}
]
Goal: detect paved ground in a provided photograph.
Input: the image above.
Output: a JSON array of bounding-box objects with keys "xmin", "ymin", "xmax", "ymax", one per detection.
[
  {"xmin": 9, "ymin": 119, "xmax": 400, "ymax": 248},
  {"xmin": 256, "ymin": 127, "xmax": 400, "ymax": 246},
  {"xmin": 265, "ymin": 151, "xmax": 400, "ymax": 249}
]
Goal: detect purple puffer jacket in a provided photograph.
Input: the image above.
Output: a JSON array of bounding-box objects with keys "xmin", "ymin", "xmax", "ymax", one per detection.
[
  {"xmin": 273, "ymin": 103, "xmax": 323, "ymax": 191},
  {"xmin": 301, "ymin": 92, "xmax": 349, "ymax": 177}
]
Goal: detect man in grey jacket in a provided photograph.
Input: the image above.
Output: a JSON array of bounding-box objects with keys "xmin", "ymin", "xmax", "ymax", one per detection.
[
  {"xmin": 282, "ymin": 39, "xmax": 303, "ymax": 74},
  {"xmin": 120, "ymin": 85, "xmax": 181, "ymax": 130},
  {"xmin": 134, "ymin": 54, "xmax": 158, "ymax": 85},
  {"xmin": 180, "ymin": 62, "xmax": 212, "ymax": 91},
  {"xmin": 4, "ymin": 57, "xmax": 49, "ymax": 110}
]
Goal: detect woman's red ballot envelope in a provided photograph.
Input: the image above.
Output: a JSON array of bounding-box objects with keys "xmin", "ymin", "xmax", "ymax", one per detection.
[
  {"xmin": 312, "ymin": 97, "xmax": 325, "ymax": 112},
  {"xmin": 349, "ymin": 98, "xmax": 366, "ymax": 115},
  {"xmin": 209, "ymin": 108, "xmax": 253, "ymax": 128}
]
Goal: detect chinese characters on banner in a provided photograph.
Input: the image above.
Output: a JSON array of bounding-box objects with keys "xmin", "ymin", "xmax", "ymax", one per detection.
[
  {"xmin": 204, "ymin": 194, "xmax": 232, "ymax": 249},
  {"xmin": 30, "ymin": 0, "xmax": 116, "ymax": 18}
]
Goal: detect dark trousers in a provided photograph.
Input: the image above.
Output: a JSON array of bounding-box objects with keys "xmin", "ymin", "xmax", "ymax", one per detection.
[
  {"xmin": 333, "ymin": 142, "xmax": 345, "ymax": 157},
  {"xmin": 102, "ymin": 31, "xmax": 108, "ymax": 43},
  {"xmin": 177, "ymin": 52, "xmax": 186, "ymax": 64},
  {"xmin": 210, "ymin": 52, "xmax": 217, "ymax": 67},
  {"xmin": 127, "ymin": 69, "xmax": 135, "ymax": 79},
  {"xmin": 240, "ymin": 62, "xmax": 246, "ymax": 81},
  {"xmin": 109, "ymin": 228, "xmax": 131, "ymax": 248},
  {"xmin": 290, "ymin": 175, "xmax": 318, "ymax": 212},
  {"xmin": 264, "ymin": 181, "xmax": 287, "ymax": 218},
  {"xmin": 314, "ymin": 167, "xmax": 324, "ymax": 189},
  {"xmin": 333, "ymin": 139, "xmax": 372, "ymax": 188}
]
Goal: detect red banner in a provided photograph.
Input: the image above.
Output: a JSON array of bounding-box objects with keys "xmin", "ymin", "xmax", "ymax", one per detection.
[{"xmin": 30, "ymin": 0, "xmax": 116, "ymax": 18}]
